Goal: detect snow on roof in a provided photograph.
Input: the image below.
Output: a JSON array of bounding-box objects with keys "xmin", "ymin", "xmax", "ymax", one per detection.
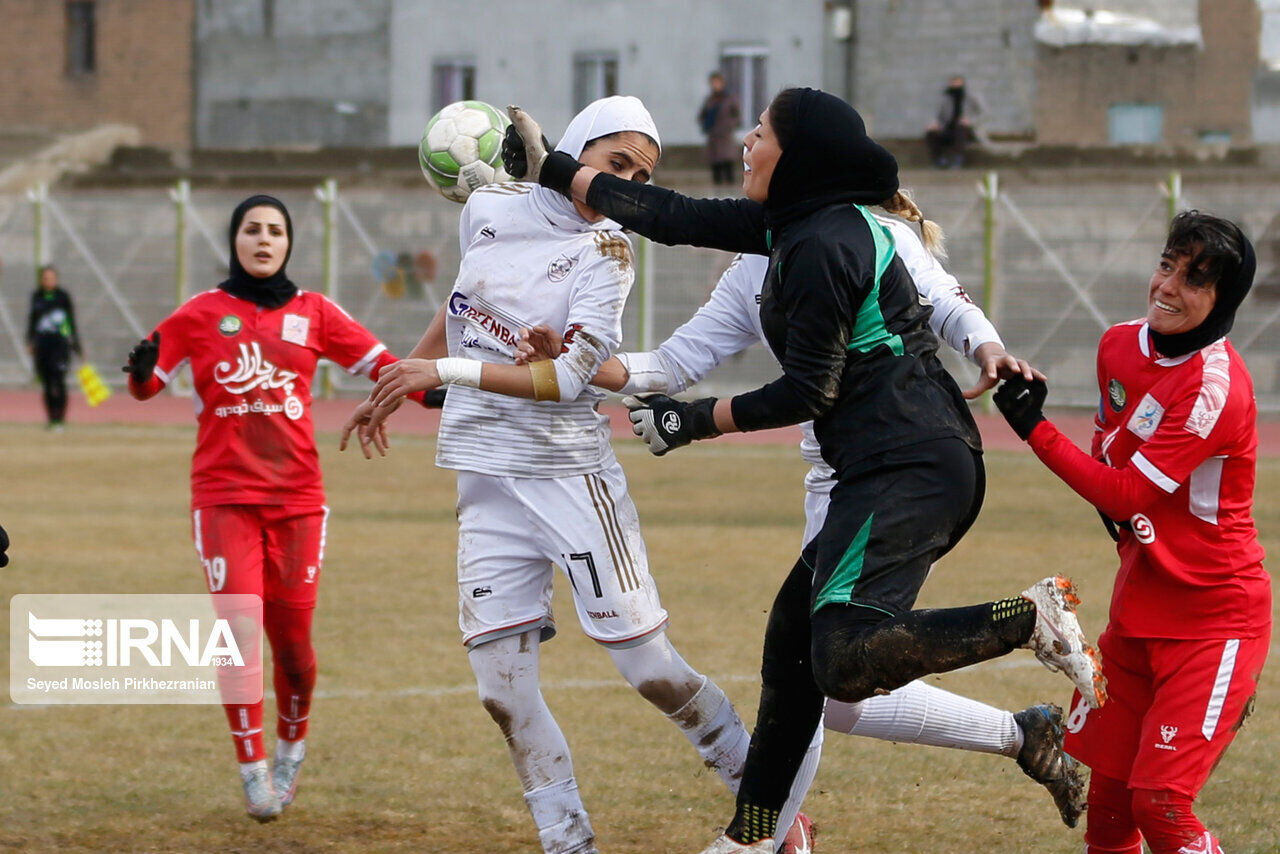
[{"xmin": 1035, "ymin": 5, "xmax": 1203, "ymax": 48}]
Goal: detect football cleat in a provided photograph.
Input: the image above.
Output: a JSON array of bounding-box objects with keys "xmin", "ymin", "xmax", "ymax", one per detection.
[
  {"xmin": 697, "ymin": 835, "xmax": 774, "ymax": 853},
  {"xmin": 240, "ymin": 760, "xmax": 282, "ymax": 822},
  {"xmin": 1020, "ymin": 576, "xmax": 1107, "ymax": 708},
  {"xmin": 272, "ymin": 754, "xmax": 304, "ymax": 808},
  {"xmin": 778, "ymin": 812, "xmax": 816, "ymax": 854},
  {"xmin": 1014, "ymin": 703, "xmax": 1086, "ymax": 828}
]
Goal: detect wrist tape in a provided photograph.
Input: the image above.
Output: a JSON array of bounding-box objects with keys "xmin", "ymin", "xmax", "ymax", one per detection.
[{"xmin": 435, "ymin": 358, "xmax": 483, "ymax": 388}]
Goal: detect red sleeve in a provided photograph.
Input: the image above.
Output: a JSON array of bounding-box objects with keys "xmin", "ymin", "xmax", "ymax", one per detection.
[
  {"xmin": 368, "ymin": 350, "xmax": 426, "ymax": 406},
  {"xmin": 318, "ymin": 297, "xmax": 386, "ymax": 376},
  {"xmin": 129, "ymin": 308, "xmax": 191, "ymax": 399},
  {"xmin": 1027, "ymin": 420, "xmax": 1164, "ymax": 520},
  {"xmin": 128, "ymin": 373, "xmax": 164, "ymax": 400}
]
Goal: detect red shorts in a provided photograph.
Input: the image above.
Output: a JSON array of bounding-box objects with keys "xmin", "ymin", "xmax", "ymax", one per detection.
[
  {"xmin": 1063, "ymin": 627, "xmax": 1269, "ymax": 796},
  {"xmin": 192, "ymin": 504, "xmax": 328, "ymax": 608}
]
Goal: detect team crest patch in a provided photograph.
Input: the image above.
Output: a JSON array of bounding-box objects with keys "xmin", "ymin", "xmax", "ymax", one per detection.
[
  {"xmin": 218, "ymin": 315, "xmax": 242, "ymax": 336},
  {"xmin": 1127, "ymin": 393, "xmax": 1164, "ymax": 441},
  {"xmin": 548, "ymin": 254, "xmax": 576, "ymax": 282},
  {"xmin": 281, "ymin": 313, "xmax": 310, "ymax": 346},
  {"xmin": 1107, "ymin": 378, "xmax": 1126, "ymax": 412}
]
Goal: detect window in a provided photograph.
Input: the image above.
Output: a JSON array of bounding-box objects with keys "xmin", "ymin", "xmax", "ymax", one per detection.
[
  {"xmin": 720, "ymin": 46, "xmax": 768, "ymax": 130},
  {"xmin": 573, "ymin": 53, "xmax": 618, "ymax": 112},
  {"xmin": 432, "ymin": 60, "xmax": 476, "ymax": 112},
  {"xmin": 66, "ymin": 1, "xmax": 96, "ymax": 76},
  {"xmin": 1108, "ymin": 103, "xmax": 1163, "ymax": 144}
]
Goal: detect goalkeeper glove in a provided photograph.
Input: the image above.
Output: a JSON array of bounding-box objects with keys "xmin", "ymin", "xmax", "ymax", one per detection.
[
  {"xmin": 993, "ymin": 374, "xmax": 1047, "ymax": 441},
  {"xmin": 504, "ymin": 106, "xmax": 582, "ymax": 196},
  {"xmin": 123, "ymin": 332, "xmax": 160, "ymax": 384},
  {"xmin": 622, "ymin": 394, "xmax": 720, "ymax": 456}
]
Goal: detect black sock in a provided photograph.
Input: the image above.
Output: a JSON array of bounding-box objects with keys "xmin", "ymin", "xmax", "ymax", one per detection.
[{"xmin": 726, "ymin": 803, "xmax": 781, "ymax": 844}]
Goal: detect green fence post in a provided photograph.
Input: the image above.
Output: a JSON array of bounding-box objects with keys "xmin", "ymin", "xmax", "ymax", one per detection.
[
  {"xmin": 1166, "ymin": 170, "xmax": 1181, "ymax": 223},
  {"xmin": 637, "ymin": 235, "xmax": 653, "ymax": 352},
  {"xmin": 171, "ymin": 179, "xmax": 189, "ymax": 309},
  {"xmin": 981, "ymin": 170, "xmax": 999, "ymax": 413},
  {"xmin": 317, "ymin": 178, "xmax": 338, "ymax": 398},
  {"xmin": 29, "ymin": 181, "xmax": 48, "ymax": 283}
]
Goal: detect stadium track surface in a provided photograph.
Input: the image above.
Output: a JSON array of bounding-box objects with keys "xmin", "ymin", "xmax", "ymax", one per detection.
[{"xmin": 6, "ymin": 388, "xmax": 1280, "ymax": 456}]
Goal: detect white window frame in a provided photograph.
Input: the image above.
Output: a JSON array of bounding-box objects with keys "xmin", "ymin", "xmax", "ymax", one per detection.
[{"xmin": 720, "ymin": 45, "xmax": 769, "ymax": 132}]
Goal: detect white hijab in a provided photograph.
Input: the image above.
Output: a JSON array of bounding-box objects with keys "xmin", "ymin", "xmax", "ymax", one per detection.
[
  {"xmin": 555, "ymin": 95, "xmax": 661, "ymax": 159},
  {"xmin": 535, "ymin": 95, "xmax": 660, "ymax": 229}
]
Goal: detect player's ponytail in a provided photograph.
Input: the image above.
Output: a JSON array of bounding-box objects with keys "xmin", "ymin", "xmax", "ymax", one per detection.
[{"xmin": 880, "ymin": 189, "xmax": 947, "ymax": 260}]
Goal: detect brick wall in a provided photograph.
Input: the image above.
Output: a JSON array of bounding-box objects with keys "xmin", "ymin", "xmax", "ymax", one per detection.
[
  {"xmin": 0, "ymin": 0, "xmax": 193, "ymax": 149},
  {"xmin": 1035, "ymin": 0, "xmax": 1258, "ymax": 146}
]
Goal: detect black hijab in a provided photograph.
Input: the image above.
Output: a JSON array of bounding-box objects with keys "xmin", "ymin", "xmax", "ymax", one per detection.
[
  {"xmin": 764, "ymin": 88, "xmax": 899, "ymax": 230},
  {"xmin": 1149, "ymin": 224, "xmax": 1255, "ymax": 358},
  {"xmin": 219, "ymin": 194, "xmax": 297, "ymax": 309}
]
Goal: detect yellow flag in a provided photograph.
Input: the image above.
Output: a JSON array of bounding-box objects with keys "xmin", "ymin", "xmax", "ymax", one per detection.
[{"xmin": 77, "ymin": 363, "xmax": 112, "ymax": 407}]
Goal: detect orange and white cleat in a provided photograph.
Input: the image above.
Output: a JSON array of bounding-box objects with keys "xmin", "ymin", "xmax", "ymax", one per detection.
[
  {"xmin": 1020, "ymin": 576, "xmax": 1107, "ymax": 709},
  {"xmin": 778, "ymin": 812, "xmax": 816, "ymax": 854}
]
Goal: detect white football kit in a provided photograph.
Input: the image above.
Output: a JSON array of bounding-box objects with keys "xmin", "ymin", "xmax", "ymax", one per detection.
[{"xmin": 439, "ymin": 181, "xmax": 668, "ymax": 649}]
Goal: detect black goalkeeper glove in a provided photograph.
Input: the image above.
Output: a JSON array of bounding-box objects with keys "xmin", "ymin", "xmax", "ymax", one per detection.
[
  {"xmin": 123, "ymin": 332, "xmax": 160, "ymax": 384},
  {"xmin": 622, "ymin": 394, "xmax": 721, "ymax": 456},
  {"xmin": 501, "ymin": 124, "xmax": 551, "ymax": 181},
  {"xmin": 993, "ymin": 374, "xmax": 1048, "ymax": 441},
  {"xmin": 504, "ymin": 106, "xmax": 582, "ymax": 196},
  {"xmin": 0, "ymin": 522, "xmax": 9, "ymax": 568}
]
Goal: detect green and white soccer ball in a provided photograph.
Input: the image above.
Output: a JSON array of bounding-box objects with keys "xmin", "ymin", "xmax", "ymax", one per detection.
[{"xmin": 419, "ymin": 100, "xmax": 511, "ymax": 203}]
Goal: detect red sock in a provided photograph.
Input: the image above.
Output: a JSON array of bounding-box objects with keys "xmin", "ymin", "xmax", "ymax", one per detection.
[
  {"xmin": 274, "ymin": 663, "xmax": 316, "ymax": 741},
  {"xmin": 264, "ymin": 603, "xmax": 316, "ymax": 742},
  {"xmin": 224, "ymin": 703, "xmax": 265, "ymax": 763},
  {"xmin": 1084, "ymin": 771, "xmax": 1144, "ymax": 854},
  {"xmin": 1131, "ymin": 789, "xmax": 1218, "ymax": 854}
]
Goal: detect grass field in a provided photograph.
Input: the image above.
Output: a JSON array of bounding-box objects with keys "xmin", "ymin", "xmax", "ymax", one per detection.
[{"xmin": 1, "ymin": 422, "xmax": 1277, "ymax": 853}]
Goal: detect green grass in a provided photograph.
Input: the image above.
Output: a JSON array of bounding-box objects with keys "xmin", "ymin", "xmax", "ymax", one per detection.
[{"xmin": 0, "ymin": 423, "xmax": 1276, "ymax": 853}]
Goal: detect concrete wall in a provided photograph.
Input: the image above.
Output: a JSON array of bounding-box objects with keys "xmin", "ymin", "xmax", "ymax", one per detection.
[
  {"xmin": 387, "ymin": 0, "xmax": 826, "ymax": 149},
  {"xmin": 195, "ymin": 0, "xmax": 390, "ymax": 147},
  {"xmin": 851, "ymin": 0, "xmax": 1040, "ymax": 139},
  {"xmin": 0, "ymin": 0, "xmax": 193, "ymax": 149},
  {"xmin": 1036, "ymin": 0, "xmax": 1259, "ymax": 146}
]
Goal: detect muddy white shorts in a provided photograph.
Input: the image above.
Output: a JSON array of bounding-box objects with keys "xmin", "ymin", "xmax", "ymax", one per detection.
[{"xmin": 455, "ymin": 462, "xmax": 669, "ymax": 650}]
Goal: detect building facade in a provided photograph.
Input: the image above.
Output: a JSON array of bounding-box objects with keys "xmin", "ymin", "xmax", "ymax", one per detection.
[
  {"xmin": 194, "ymin": 0, "xmax": 392, "ymax": 148},
  {"xmin": 0, "ymin": 0, "xmax": 194, "ymax": 149},
  {"xmin": 1035, "ymin": 0, "xmax": 1259, "ymax": 147}
]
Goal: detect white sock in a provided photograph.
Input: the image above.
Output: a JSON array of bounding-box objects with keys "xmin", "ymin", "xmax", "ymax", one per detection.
[
  {"xmin": 276, "ymin": 738, "xmax": 305, "ymax": 763},
  {"xmin": 774, "ymin": 721, "xmax": 823, "ymax": 851},
  {"xmin": 525, "ymin": 778, "xmax": 596, "ymax": 854},
  {"xmin": 824, "ymin": 680, "xmax": 1019, "ymax": 755},
  {"xmin": 608, "ymin": 634, "xmax": 751, "ymax": 794},
  {"xmin": 238, "ymin": 758, "xmax": 269, "ymax": 781},
  {"xmin": 665, "ymin": 675, "xmax": 752, "ymax": 793}
]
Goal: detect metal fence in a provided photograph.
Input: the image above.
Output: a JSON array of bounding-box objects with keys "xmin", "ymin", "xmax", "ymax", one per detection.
[{"xmin": 2, "ymin": 172, "xmax": 1279, "ymax": 410}]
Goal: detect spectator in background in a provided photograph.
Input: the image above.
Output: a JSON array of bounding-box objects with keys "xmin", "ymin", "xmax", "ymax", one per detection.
[
  {"xmin": 25, "ymin": 265, "xmax": 80, "ymax": 431},
  {"xmin": 925, "ymin": 75, "xmax": 983, "ymax": 169},
  {"xmin": 698, "ymin": 71, "xmax": 742, "ymax": 185}
]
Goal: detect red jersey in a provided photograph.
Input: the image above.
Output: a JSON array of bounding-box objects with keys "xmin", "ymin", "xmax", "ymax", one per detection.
[
  {"xmin": 1030, "ymin": 321, "xmax": 1269, "ymax": 639},
  {"xmin": 145, "ymin": 289, "xmax": 390, "ymax": 508}
]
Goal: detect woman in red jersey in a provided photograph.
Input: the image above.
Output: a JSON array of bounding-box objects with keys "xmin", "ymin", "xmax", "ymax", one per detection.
[
  {"xmin": 124, "ymin": 194, "xmax": 424, "ymax": 822},
  {"xmin": 995, "ymin": 210, "xmax": 1270, "ymax": 854}
]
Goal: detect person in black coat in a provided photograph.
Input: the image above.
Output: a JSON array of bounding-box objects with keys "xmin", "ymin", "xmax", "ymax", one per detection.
[{"xmin": 26, "ymin": 265, "xmax": 81, "ymax": 429}]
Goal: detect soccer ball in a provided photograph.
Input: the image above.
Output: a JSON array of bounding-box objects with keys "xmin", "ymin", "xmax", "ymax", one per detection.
[{"xmin": 419, "ymin": 100, "xmax": 511, "ymax": 203}]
